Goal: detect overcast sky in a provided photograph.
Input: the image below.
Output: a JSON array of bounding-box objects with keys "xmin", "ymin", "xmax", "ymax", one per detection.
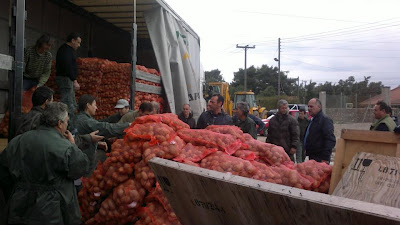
[{"xmin": 166, "ymin": 0, "xmax": 400, "ymax": 88}]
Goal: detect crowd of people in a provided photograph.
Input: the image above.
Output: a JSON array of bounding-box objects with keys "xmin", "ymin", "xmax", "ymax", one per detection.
[{"xmin": 0, "ymin": 32, "xmax": 399, "ymax": 225}]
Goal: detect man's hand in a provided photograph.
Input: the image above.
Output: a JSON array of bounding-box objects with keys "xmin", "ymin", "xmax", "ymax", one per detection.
[
  {"xmin": 97, "ymin": 141, "xmax": 108, "ymax": 151},
  {"xmin": 289, "ymin": 147, "xmax": 296, "ymax": 155},
  {"xmin": 73, "ymin": 80, "xmax": 80, "ymax": 91},
  {"xmin": 89, "ymin": 130, "xmax": 104, "ymax": 143},
  {"xmin": 64, "ymin": 130, "xmax": 75, "ymax": 144}
]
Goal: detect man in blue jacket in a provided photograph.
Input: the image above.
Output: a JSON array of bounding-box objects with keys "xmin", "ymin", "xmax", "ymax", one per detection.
[
  {"xmin": 304, "ymin": 98, "xmax": 336, "ymax": 163},
  {"xmin": 197, "ymin": 94, "xmax": 233, "ymax": 129}
]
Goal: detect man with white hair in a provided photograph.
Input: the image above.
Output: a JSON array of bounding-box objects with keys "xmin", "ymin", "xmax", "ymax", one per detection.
[
  {"xmin": 266, "ymin": 99, "xmax": 300, "ymax": 162},
  {"xmin": 0, "ymin": 102, "xmax": 101, "ymax": 225}
]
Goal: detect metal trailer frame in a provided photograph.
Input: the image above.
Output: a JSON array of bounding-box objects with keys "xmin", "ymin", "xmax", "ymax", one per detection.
[{"xmin": 3, "ymin": 0, "xmax": 25, "ymax": 140}]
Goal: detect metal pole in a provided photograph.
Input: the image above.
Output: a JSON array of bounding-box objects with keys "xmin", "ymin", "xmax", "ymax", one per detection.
[
  {"xmin": 8, "ymin": 0, "xmax": 25, "ymax": 140},
  {"xmin": 130, "ymin": 0, "xmax": 137, "ymax": 108},
  {"xmin": 277, "ymin": 38, "xmax": 281, "ymax": 99},
  {"xmin": 297, "ymin": 76, "xmax": 299, "ymax": 99},
  {"xmin": 244, "ymin": 47, "xmax": 247, "ymax": 91}
]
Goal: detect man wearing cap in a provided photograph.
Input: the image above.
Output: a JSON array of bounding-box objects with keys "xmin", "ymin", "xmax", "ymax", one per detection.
[{"xmin": 100, "ymin": 99, "xmax": 132, "ymax": 123}]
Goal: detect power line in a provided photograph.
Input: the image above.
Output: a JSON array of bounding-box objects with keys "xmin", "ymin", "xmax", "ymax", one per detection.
[
  {"xmin": 282, "ymin": 46, "xmax": 400, "ymax": 51},
  {"xmin": 236, "ymin": 10, "xmax": 366, "ymax": 23},
  {"xmin": 283, "ymin": 54, "xmax": 400, "ymax": 59},
  {"xmin": 283, "ymin": 18, "xmax": 400, "ymax": 42},
  {"xmin": 283, "ymin": 56, "xmax": 400, "ymax": 73}
]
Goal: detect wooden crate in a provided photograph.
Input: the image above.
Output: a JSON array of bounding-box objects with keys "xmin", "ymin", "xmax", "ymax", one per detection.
[
  {"xmin": 333, "ymin": 152, "xmax": 400, "ymax": 208},
  {"xmin": 149, "ymin": 157, "xmax": 400, "ymax": 225},
  {"xmin": 329, "ymin": 129, "xmax": 400, "ymax": 194}
]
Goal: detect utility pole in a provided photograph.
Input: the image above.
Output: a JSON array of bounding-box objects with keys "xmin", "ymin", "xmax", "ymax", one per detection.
[
  {"xmin": 236, "ymin": 44, "xmax": 255, "ymax": 91},
  {"xmin": 274, "ymin": 38, "xmax": 281, "ymax": 99},
  {"xmin": 297, "ymin": 76, "xmax": 300, "ymax": 99}
]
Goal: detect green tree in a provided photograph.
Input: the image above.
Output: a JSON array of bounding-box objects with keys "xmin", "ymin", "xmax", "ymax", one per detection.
[
  {"xmin": 230, "ymin": 64, "xmax": 291, "ymax": 96},
  {"xmin": 205, "ymin": 69, "xmax": 225, "ymax": 83},
  {"xmin": 259, "ymin": 86, "xmax": 276, "ymax": 97}
]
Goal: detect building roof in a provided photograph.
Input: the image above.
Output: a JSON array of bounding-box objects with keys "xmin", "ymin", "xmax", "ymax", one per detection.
[{"xmin": 360, "ymin": 86, "xmax": 400, "ymax": 106}]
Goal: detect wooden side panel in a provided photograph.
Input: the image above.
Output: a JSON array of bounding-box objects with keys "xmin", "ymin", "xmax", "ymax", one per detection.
[
  {"xmin": 341, "ymin": 129, "xmax": 400, "ymax": 144},
  {"xmin": 329, "ymin": 138, "xmax": 345, "ymax": 194},
  {"xmin": 333, "ymin": 152, "xmax": 400, "ymax": 208},
  {"xmin": 149, "ymin": 157, "xmax": 400, "ymax": 225}
]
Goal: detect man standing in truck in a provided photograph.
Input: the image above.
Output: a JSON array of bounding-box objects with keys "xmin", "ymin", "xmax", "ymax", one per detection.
[
  {"xmin": 56, "ymin": 32, "xmax": 81, "ymax": 118},
  {"xmin": 23, "ymin": 34, "xmax": 53, "ymax": 90}
]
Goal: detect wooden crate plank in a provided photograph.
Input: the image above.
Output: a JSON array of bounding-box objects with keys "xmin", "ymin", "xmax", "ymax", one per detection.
[
  {"xmin": 333, "ymin": 152, "xmax": 400, "ymax": 208},
  {"xmin": 396, "ymin": 144, "xmax": 400, "ymax": 158},
  {"xmin": 135, "ymin": 82, "xmax": 161, "ymax": 94},
  {"xmin": 149, "ymin": 157, "xmax": 400, "ymax": 225},
  {"xmin": 341, "ymin": 129, "xmax": 400, "ymax": 144},
  {"xmin": 329, "ymin": 138, "xmax": 345, "ymax": 194},
  {"xmin": 136, "ymin": 70, "xmax": 161, "ymax": 83}
]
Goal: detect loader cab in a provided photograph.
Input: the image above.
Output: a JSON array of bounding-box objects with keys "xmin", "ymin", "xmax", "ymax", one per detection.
[{"xmin": 233, "ymin": 92, "xmax": 257, "ymax": 115}]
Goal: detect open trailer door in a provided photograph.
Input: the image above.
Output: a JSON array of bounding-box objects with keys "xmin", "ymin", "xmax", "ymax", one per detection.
[{"xmin": 144, "ymin": 7, "xmax": 202, "ymax": 119}]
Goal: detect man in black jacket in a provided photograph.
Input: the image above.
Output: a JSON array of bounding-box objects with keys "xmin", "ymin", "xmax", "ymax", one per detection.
[
  {"xmin": 197, "ymin": 94, "xmax": 232, "ymax": 129},
  {"xmin": 55, "ymin": 32, "xmax": 81, "ymax": 118},
  {"xmin": 266, "ymin": 99, "xmax": 299, "ymax": 162},
  {"xmin": 297, "ymin": 108, "xmax": 309, "ymax": 163},
  {"xmin": 178, "ymin": 104, "xmax": 196, "ymax": 128},
  {"xmin": 304, "ymin": 98, "xmax": 336, "ymax": 163}
]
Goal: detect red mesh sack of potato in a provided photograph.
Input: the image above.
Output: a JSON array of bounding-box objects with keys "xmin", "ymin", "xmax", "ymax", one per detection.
[
  {"xmin": 205, "ymin": 125, "xmax": 246, "ymax": 142},
  {"xmin": 125, "ymin": 122, "xmax": 176, "ymax": 146},
  {"xmin": 270, "ymin": 165, "xmax": 313, "ymax": 189},
  {"xmin": 93, "ymin": 179, "xmax": 145, "ymax": 225},
  {"xmin": 145, "ymin": 183, "xmax": 177, "ymax": 221},
  {"xmin": 136, "ymin": 202, "xmax": 181, "ymax": 225},
  {"xmin": 177, "ymin": 129, "xmax": 242, "ymax": 155},
  {"xmin": 132, "ymin": 113, "xmax": 189, "ymax": 131},
  {"xmin": 313, "ymin": 179, "xmax": 331, "ymax": 193},
  {"xmin": 142, "ymin": 135, "xmax": 185, "ymax": 163},
  {"xmin": 134, "ymin": 160, "xmax": 156, "ymax": 191},
  {"xmin": 92, "ymin": 195, "xmax": 139, "ymax": 225},
  {"xmin": 173, "ymin": 143, "xmax": 218, "ymax": 163},
  {"xmin": 250, "ymin": 161, "xmax": 282, "ymax": 184},
  {"xmin": 200, "ymin": 151, "xmax": 257, "ymax": 178},
  {"xmin": 79, "ymin": 163, "xmax": 108, "ymax": 221},
  {"xmin": 112, "ymin": 179, "xmax": 146, "ymax": 209},
  {"xmin": 242, "ymin": 134, "xmax": 290, "ymax": 166},
  {"xmin": 233, "ymin": 150, "xmax": 257, "ymax": 161},
  {"xmin": 295, "ymin": 160, "xmax": 332, "ymax": 190},
  {"xmin": 102, "ymin": 159, "xmax": 135, "ymax": 190},
  {"xmin": 0, "ymin": 87, "xmax": 36, "ymax": 137},
  {"xmin": 107, "ymin": 139, "xmax": 140, "ymax": 164},
  {"xmin": 182, "ymin": 160, "xmax": 200, "ymax": 167}
]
